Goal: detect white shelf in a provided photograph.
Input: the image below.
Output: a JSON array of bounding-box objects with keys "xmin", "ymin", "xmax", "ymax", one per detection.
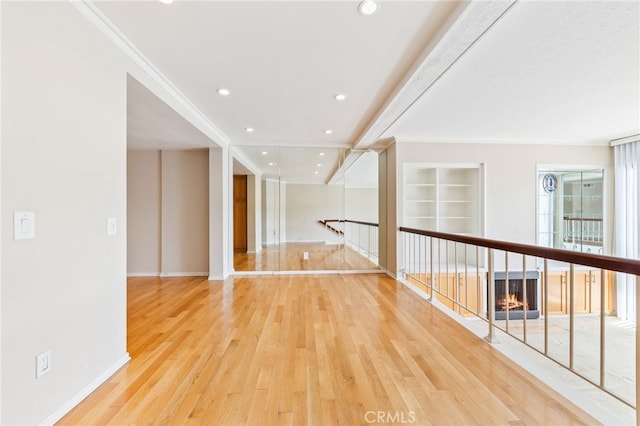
[{"xmin": 404, "ymin": 164, "xmax": 482, "ymax": 237}]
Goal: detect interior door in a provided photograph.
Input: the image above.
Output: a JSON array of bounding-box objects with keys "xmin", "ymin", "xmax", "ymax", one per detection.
[{"xmin": 233, "ymin": 175, "xmax": 248, "ymax": 252}]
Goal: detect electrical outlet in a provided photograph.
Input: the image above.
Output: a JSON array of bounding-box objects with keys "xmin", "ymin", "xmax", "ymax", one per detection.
[
  {"xmin": 36, "ymin": 350, "xmax": 51, "ymax": 378},
  {"xmin": 303, "ymin": 251, "xmax": 309, "ymax": 260}
]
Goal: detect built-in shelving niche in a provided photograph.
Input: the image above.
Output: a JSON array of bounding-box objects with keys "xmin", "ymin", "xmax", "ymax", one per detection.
[{"xmin": 403, "ymin": 163, "xmax": 484, "ymax": 237}]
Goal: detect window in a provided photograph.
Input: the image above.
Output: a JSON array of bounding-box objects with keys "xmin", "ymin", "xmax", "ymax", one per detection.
[{"xmin": 537, "ymin": 169, "xmax": 604, "ymax": 254}]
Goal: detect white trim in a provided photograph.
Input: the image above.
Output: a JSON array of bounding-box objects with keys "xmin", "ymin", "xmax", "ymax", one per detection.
[
  {"xmin": 229, "ymin": 269, "xmax": 384, "ymax": 277},
  {"xmin": 395, "ymin": 137, "xmax": 611, "ymax": 146},
  {"xmin": 38, "ymin": 354, "xmax": 130, "ymax": 426},
  {"xmin": 69, "ymin": 0, "xmax": 229, "ymax": 148},
  {"xmin": 159, "ymin": 272, "xmax": 208, "ymax": 277},
  {"xmin": 610, "ymin": 134, "xmax": 640, "ymax": 146},
  {"xmin": 208, "ymin": 275, "xmax": 228, "ymax": 281},
  {"xmin": 127, "ymin": 272, "xmax": 160, "ymax": 277}
]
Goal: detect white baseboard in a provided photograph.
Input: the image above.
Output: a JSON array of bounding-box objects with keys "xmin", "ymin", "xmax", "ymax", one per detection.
[
  {"xmin": 39, "ymin": 353, "xmax": 130, "ymax": 426},
  {"xmin": 159, "ymin": 272, "xmax": 208, "ymax": 277},
  {"xmin": 127, "ymin": 272, "xmax": 159, "ymax": 277},
  {"xmin": 208, "ymin": 275, "xmax": 228, "ymax": 281}
]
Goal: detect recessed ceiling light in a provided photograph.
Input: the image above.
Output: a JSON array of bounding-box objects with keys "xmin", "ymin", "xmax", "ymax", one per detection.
[
  {"xmin": 316, "ymin": 163, "xmax": 322, "ymax": 167},
  {"xmin": 358, "ymin": 0, "xmax": 377, "ymax": 15},
  {"xmin": 268, "ymin": 162, "xmax": 277, "ymax": 166},
  {"xmin": 334, "ymin": 93, "xmax": 346, "ymax": 101},
  {"xmin": 158, "ymin": 0, "xmax": 174, "ymax": 4},
  {"xmin": 262, "ymin": 151, "xmax": 268, "ymax": 155},
  {"xmin": 314, "ymin": 171, "xmax": 319, "ymax": 175},
  {"xmin": 245, "ymin": 127, "xmax": 254, "ymax": 133},
  {"xmin": 216, "ymin": 88, "xmax": 230, "ymax": 96},
  {"xmin": 324, "ymin": 129, "xmax": 333, "ymax": 135},
  {"xmin": 319, "ymin": 152, "xmax": 325, "ymax": 156}
]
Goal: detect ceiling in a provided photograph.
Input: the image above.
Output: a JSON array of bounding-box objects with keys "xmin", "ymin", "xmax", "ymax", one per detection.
[{"xmin": 105, "ymin": 0, "xmax": 639, "ymax": 183}]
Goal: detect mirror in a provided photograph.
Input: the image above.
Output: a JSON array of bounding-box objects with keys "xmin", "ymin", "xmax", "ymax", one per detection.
[{"xmin": 232, "ymin": 147, "xmax": 381, "ymax": 273}]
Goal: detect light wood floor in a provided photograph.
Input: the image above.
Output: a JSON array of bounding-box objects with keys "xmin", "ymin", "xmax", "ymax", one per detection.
[
  {"xmin": 234, "ymin": 242, "xmax": 379, "ymax": 271},
  {"xmin": 58, "ymin": 274, "xmax": 597, "ymax": 425}
]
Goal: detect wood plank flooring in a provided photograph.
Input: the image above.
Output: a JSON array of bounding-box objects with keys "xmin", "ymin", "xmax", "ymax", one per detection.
[
  {"xmin": 57, "ymin": 274, "xmax": 597, "ymax": 425},
  {"xmin": 234, "ymin": 242, "xmax": 379, "ymax": 271}
]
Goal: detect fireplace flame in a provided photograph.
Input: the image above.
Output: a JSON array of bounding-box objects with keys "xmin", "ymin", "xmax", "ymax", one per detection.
[{"xmin": 497, "ymin": 292, "xmax": 528, "ymax": 311}]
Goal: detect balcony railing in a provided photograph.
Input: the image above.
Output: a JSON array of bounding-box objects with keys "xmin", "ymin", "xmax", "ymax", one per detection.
[
  {"xmin": 563, "ymin": 216, "xmax": 604, "ymax": 249},
  {"xmin": 321, "ymin": 219, "xmax": 379, "ymax": 264},
  {"xmin": 399, "ymin": 226, "xmax": 640, "ymax": 411}
]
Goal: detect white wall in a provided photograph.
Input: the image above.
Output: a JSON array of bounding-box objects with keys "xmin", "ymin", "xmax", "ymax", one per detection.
[
  {"xmin": 392, "ymin": 142, "xmax": 612, "ymax": 275},
  {"xmin": 127, "ymin": 151, "xmax": 161, "ymax": 274},
  {"xmin": 285, "ymin": 184, "xmax": 343, "ymax": 243},
  {"xmin": 1, "ymin": 3, "xmax": 129, "ymax": 424},
  {"xmin": 127, "ymin": 150, "xmax": 209, "ymax": 276},
  {"xmin": 396, "ymin": 142, "xmax": 611, "ymax": 243},
  {"xmin": 345, "ymin": 187, "xmax": 378, "ymax": 223},
  {"xmin": 161, "ymin": 150, "xmax": 209, "ymax": 275},
  {"xmin": 1, "ymin": 3, "xmax": 226, "ymax": 423}
]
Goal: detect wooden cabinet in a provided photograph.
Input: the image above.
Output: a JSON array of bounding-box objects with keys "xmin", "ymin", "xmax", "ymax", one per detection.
[
  {"xmin": 405, "ymin": 271, "xmax": 484, "ymax": 317},
  {"xmin": 542, "ymin": 269, "xmax": 613, "ymax": 315}
]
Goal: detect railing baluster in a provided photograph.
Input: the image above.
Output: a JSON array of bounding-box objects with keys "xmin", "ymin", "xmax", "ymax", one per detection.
[
  {"xmin": 600, "ymin": 268, "xmax": 605, "ymax": 389},
  {"xmin": 418, "ymin": 234, "xmax": 423, "ymax": 286},
  {"xmin": 429, "ymin": 237, "xmax": 434, "ymax": 302},
  {"xmin": 505, "ymin": 252, "xmax": 509, "ymax": 333},
  {"xmin": 476, "ymin": 246, "xmax": 481, "ymax": 316},
  {"xmin": 464, "ymin": 244, "xmax": 469, "ymax": 312},
  {"xmin": 485, "ymin": 248, "xmax": 496, "ymax": 343},
  {"xmin": 455, "ymin": 243, "xmax": 459, "ymax": 310},
  {"xmin": 636, "ymin": 275, "xmax": 639, "ymax": 418},
  {"xmin": 570, "ymin": 263, "xmax": 575, "ymax": 371},
  {"xmin": 544, "ymin": 259, "xmax": 549, "ymax": 356},
  {"xmin": 523, "ymin": 254, "xmax": 527, "ymax": 343}
]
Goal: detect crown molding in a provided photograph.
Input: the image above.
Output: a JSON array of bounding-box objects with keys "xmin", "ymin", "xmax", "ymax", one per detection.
[
  {"xmin": 69, "ymin": 0, "xmax": 230, "ymax": 147},
  {"xmin": 610, "ymin": 134, "xmax": 640, "ymax": 147},
  {"xmin": 394, "ymin": 137, "xmax": 612, "ymax": 147}
]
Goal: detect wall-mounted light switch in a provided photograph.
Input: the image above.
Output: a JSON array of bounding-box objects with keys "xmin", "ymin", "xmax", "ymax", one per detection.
[
  {"xmin": 36, "ymin": 350, "xmax": 51, "ymax": 378},
  {"xmin": 107, "ymin": 217, "xmax": 117, "ymax": 236},
  {"xmin": 14, "ymin": 212, "xmax": 35, "ymax": 240}
]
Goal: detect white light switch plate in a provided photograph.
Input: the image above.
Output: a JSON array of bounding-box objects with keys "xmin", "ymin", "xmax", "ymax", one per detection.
[
  {"xmin": 107, "ymin": 217, "xmax": 117, "ymax": 236},
  {"xmin": 14, "ymin": 212, "xmax": 35, "ymax": 240}
]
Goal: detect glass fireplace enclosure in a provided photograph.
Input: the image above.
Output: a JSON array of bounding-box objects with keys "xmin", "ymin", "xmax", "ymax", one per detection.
[{"xmin": 537, "ymin": 169, "xmax": 604, "ymax": 254}]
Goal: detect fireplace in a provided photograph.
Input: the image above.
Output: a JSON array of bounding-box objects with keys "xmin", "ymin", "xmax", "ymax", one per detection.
[{"xmin": 491, "ymin": 271, "xmax": 540, "ymax": 320}]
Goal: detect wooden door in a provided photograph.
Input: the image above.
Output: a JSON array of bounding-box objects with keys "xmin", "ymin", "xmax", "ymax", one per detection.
[{"xmin": 233, "ymin": 175, "xmax": 248, "ymax": 252}]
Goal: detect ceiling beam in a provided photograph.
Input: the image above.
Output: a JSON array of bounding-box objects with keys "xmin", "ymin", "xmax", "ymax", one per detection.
[{"xmin": 352, "ymin": 0, "xmax": 518, "ymax": 151}]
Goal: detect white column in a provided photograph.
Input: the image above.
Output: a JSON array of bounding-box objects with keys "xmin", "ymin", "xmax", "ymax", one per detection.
[{"xmin": 209, "ymin": 146, "xmax": 230, "ymax": 280}]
